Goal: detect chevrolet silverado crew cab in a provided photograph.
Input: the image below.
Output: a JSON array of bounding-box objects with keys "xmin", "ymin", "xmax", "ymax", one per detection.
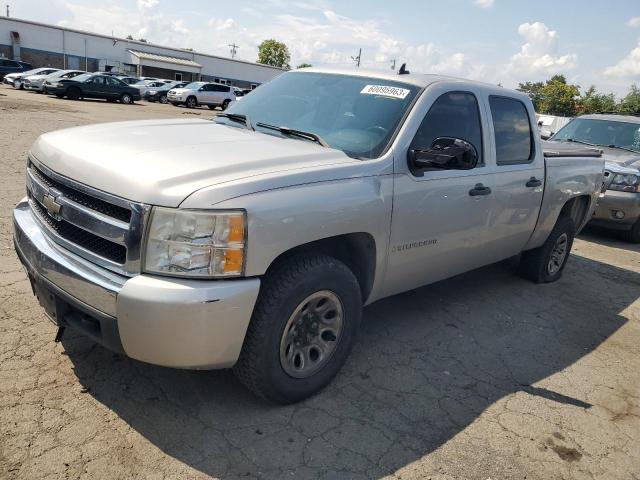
[{"xmin": 13, "ymin": 68, "xmax": 604, "ymax": 403}]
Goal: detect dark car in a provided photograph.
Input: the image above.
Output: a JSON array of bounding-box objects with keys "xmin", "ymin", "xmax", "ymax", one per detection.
[
  {"xmin": 143, "ymin": 81, "xmax": 188, "ymax": 103},
  {"xmin": 0, "ymin": 59, "xmax": 32, "ymax": 80},
  {"xmin": 47, "ymin": 73, "xmax": 141, "ymax": 104}
]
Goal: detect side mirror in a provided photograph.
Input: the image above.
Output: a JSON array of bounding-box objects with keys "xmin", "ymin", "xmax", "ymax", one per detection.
[{"xmin": 408, "ymin": 137, "xmax": 478, "ymax": 172}]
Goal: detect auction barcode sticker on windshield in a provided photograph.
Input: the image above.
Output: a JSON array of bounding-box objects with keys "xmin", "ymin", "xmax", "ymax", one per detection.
[{"xmin": 361, "ymin": 85, "xmax": 410, "ymax": 99}]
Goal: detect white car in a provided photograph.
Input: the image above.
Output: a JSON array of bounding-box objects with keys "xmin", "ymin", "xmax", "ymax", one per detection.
[
  {"xmin": 4, "ymin": 67, "xmax": 59, "ymax": 89},
  {"xmin": 130, "ymin": 80, "xmax": 166, "ymax": 97},
  {"xmin": 25, "ymin": 69, "xmax": 85, "ymax": 93},
  {"xmin": 167, "ymin": 81, "xmax": 236, "ymax": 110}
]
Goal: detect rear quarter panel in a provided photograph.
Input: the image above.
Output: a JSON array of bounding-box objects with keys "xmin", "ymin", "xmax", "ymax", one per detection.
[{"xmin": 525, "ymin": 156, "xmax": 604, "ymax": 250}]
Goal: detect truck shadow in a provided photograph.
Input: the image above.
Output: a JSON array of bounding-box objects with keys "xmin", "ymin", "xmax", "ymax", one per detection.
[
  {"xmin": 60, "ymin": 254, "xmax": 635, "ymax": 479},
  {"xmin": 579, "ymin": 225, "xmax": 640, "ymax": 253}
]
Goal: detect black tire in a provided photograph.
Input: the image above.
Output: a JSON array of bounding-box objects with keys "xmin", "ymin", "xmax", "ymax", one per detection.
[
  {"xmin": 67, "ymin": 87, "xmax": 81, "ymax": 100},
  {"xmin": 233, "ymin": 254, "xmax": 362, "ymax": 404},
  {"xmin": 185, "ymin": 96, "xmax": 197, "ymax": 108},
  {"xmin": 625, "ymin": 219, "xmax": 640, "ymax": 243},
  {"xmin": 159, "ymin": 94, "xmax": 168, "ymax": 104},
  {"xmin": 120, "ymin": 93, "xmax": 133, "ymax": 104},
  {"xmin": 222, "ymin": 99, "xmax": 231, "ymax": 110},
  {"xmin": 519, "ymin": 215, "xmax": 575, "ymax": 283}
]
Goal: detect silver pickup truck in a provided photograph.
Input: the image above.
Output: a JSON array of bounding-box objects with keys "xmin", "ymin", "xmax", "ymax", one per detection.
[{"xmin": 13, "ymin": 68, "xmax": 604, "ymax": 403}]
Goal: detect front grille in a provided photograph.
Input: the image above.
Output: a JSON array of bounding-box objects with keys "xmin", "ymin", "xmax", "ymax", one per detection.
[
  {"xmin": 30, "ymin": 163, "xmax": 131, "ymax": 223},
  {"xmin": 26, "ymin": 157, "xmax": 150, "ymax": 276},
  {"xmin": 31, "ymin": 198, "xmax": 126, "ymax": 263}
]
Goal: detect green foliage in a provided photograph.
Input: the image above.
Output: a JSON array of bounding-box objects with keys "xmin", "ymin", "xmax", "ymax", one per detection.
[
  {"xmin": 619, "ymin": 85, "xmax": 640, "ymax": 114},
  {"xmin": 538, "ymin": 78, "xmax": 580, "ymax": 116},
  {"xmin": 257, "ymin": 39, "xmax": 291, "ymax": 69},
  {"xmin": 517, "ymin": 81, "xmax": 545, "ymax": 111},
  {"xmin": 297, "ymin": 63, "xmax": 313, "ymax": 69},
  {"xmin": 579, "ymin": 86, "xmax": 617, "ymax": 114}
]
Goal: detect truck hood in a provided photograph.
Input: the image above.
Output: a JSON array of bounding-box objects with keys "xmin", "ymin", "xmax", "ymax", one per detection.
[{"xmin": 30, "ymin": 118, "xmax": 357, "ymax": 207}]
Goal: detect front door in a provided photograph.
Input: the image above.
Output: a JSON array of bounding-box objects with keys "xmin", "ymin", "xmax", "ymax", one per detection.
[{"xmin": 384, "ymin": 88, "xmax": 494, "ymax": 297}]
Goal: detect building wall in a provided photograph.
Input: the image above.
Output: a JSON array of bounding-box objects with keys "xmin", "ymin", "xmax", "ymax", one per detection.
[
  {"xmin": 140, "ymin": 65, "xmax": 196, "ymax": 82},
  {"xmin": 0, "ymin": 17, "xmax": 284, "ymax": 86}
]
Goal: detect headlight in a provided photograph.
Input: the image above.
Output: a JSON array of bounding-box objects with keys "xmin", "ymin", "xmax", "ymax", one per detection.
[
  {"xmin": 144, "ymin": 208, "xmax": 246, "ymax": 277},
  {"xmin": 608, "ymin": 172, "xmax": 640, "ymax": 193}
]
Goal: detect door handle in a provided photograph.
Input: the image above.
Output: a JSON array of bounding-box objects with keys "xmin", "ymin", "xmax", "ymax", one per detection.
[
  {"xmin": 469, "ymin": 183, "xmax": 492, "ymax": 196},
  {"xmin": 526, "ymin": 177, "xmax": 542, "ymax": 188}
]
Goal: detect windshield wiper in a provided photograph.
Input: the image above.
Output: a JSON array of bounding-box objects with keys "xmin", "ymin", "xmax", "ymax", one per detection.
[
  {"xmin": 255, "ymin": 122, "xmax": 329, "ymax": 148},
  {"xmin": 215, "ymin": 113, "xmax": 253, "ymax": 130},
  {"xmin": 566, "ymin": 138, "xmax": 639, "ymax": 155}
]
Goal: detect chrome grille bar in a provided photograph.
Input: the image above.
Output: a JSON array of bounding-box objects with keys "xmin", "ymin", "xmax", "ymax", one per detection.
[{"xmin": 26, "ymin": 155, "xmax": 151, "ymax": 277}]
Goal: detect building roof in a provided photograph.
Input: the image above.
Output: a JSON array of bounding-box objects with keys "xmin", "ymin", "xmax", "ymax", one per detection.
[
  {"xmin": 128, "ymin": 49, "xmax": 202, "ymax": 68},
  {"xmin": 0, "ymin": 16, "xmax": 285, "ymax": 72}
]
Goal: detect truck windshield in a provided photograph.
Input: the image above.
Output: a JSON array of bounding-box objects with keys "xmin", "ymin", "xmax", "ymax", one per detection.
[
  {"xmin": 220, "ymin": 72, "xmax": 420, "ymax": 159},
  {"xmin": 552, "ymin": 118, "xmax": 640, "ymax": 153}
]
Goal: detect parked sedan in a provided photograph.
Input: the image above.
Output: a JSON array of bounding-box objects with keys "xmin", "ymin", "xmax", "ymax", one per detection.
[
  {"xmin": 4, "ymin": 67, "xmax": 58, "ymax": 89},
  {"xmin": 25, "ymin": 69, "xmax": 85, "ymax": 93},
  {"xmin": 143, "ymin": 81, "xmax": 188, "ymax": 103},
  {"xmin": 0, "ymin": 59, "xmax": 32, "ymax": 81},
  {"xmin": 46, "ymin": 73, "xmax": 141, "ymax": 104}
]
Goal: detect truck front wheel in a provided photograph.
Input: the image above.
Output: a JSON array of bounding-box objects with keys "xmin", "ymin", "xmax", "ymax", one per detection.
[
  {"xmin": 519, "ymin": 215, "xmax": 575, "ymax": 283},
  {"xmin": 234, "ymin": 254, "xmax": 362, "ymax": 403}
]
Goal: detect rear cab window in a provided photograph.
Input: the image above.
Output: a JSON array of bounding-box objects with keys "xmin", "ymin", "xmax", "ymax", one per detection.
[{"xmin": 489, "ymin": 96, "xmax": 534, "ymax": 165}]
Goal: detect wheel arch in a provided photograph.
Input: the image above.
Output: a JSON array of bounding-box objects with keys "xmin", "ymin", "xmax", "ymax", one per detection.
[
  {"xmin": 262, "ymin": 232, "xmax": 377, "ymax": 304},
  {"xmin": 559, "ymin": 195, "xmax": 591, "ymax": 231}
]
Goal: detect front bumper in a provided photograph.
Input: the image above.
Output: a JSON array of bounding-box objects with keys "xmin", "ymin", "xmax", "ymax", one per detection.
[
  {"xmin": 13, "ymin": 199, "xmax": 261, "ymax": 369},
  {"xmin": 24, "ymin": 82, "xmax": 43, "ymax": 92},
  {"xmin": 590, "ymin": 190, "xmax": 640, "ymax": 230}
]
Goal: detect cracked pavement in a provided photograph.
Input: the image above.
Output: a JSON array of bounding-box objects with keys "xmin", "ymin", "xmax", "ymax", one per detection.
[{"xmin": 1, "ymin": 88, "xmax": 639, "ymax": 480}]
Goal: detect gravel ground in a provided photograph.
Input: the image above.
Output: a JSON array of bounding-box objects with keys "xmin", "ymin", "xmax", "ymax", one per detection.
[{"xmin": 1, "ymin": 86, "xmax": 639, "ymax": 480}]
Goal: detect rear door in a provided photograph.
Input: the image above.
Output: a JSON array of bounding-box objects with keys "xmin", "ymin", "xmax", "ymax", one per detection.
[
  {"xmin": 483, "ymin": 95, "xmax": 544, "ymax": 260},
  {"xmin": 385, "ymin": 85, "xmax": 495, "ymax": 296},
  {"xmin": 105, "ymin": 76, "xmax": 125, "ymax": 99}
]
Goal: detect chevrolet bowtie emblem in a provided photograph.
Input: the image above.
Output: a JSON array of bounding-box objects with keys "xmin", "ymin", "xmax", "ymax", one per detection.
[{"xmin": 42, "ymin": 193, "xmax": 62, "ymax": 217}]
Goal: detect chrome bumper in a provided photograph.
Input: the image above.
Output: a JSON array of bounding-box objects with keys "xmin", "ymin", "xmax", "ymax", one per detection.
[{"xmin": 13, "ymin": 198, "xmax": 262, "ymax": 369}]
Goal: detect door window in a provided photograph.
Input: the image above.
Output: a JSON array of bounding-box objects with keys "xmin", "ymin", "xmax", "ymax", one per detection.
[
  {"xmin": 212, "ymin": 84, "xmax": 231, "ymax": 92},
  {"xmin": 489, "ymin": 96, "xmax": 534, "ymax": 165},
  {"xmin": 410, "ymin": 91, "xmax": 483, "ymax": 169}
]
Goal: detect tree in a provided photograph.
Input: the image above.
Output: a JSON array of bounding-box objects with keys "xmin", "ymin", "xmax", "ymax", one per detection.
[
  {"xmin": 126, "ymin": 34, "xmax": 134, "ymax": 40},
  {"xmin": 619, "ymin": 85, "xmax": 640, "ymax": 114},
  {"xmin": 578, "ymin": 86, "xmax": 617, "ymax": 114},
  {"xmin": 297, "ymin": 63, "xmax": 312, "ymax": 69},
  {"xmin": 257, "ymin": 39, "xmax": 291, "ymax": 69},
  {"xmin": 517, "ymin": 81, "xmax": 545, "ymax": 111},
  {"xmin": 538, "ymin": 77, "xmax": 580, "ymax": 116}
]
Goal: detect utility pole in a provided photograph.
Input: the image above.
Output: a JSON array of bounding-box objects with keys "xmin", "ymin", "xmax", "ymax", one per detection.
[
  {"xmin": 6, "ymin": 4, "xmax": 10, "ymax": 17},
  {"xmin": 228, "ymin": 43, "xmax": 239, "ymax": 59},
  {"xmin": 390, "ymin": 58, "xmax": 396, "ymax": 70},
  {"xmin": 351, "ymin": 48, "xmax": 361, "ymax": 68}
]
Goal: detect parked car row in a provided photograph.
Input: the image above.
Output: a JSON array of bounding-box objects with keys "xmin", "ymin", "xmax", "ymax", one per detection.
[{"xmin": 3, "ymin": 65, "xmax": 251, "ymax": 109}]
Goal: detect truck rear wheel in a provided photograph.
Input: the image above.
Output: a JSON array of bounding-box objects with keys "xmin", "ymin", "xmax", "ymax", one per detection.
[
  {"xmin": 519, "ymin": 215, "xmax": 575, "ymax": 283},
  {"xmin": 233, "ymin": 254, "xmax": 362, "ymax": 403}
]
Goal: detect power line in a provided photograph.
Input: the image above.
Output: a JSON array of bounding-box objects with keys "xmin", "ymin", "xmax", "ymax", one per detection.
[
  {"xmin": 228, "ymin": 43, "xmax": 239, "ymax": 59},
  {"xmin": 351, "ymin": 48, "xmax": 361, "ymax": 68}
]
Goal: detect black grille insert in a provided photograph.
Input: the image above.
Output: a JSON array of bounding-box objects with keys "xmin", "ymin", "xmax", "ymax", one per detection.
[
  {"xmin": 29, "ymin": 163, "xmax": 132, "ymax": 223},
  {"xmin": 31, "ymin": 197, "xmax": 126, "ymax": 264}
]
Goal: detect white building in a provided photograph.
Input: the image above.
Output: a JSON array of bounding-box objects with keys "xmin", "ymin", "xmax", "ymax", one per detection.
[{"xmin": 0, "ymin": 16, "xmax": 284, "ymax": 88}]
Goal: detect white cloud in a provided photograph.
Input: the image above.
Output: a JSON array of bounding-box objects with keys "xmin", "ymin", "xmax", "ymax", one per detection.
[
  {"xmin": 507, "ymin": 22, "xmax": 576, "ymax": 75},
  {"xmin": 473, "ymin": 0, "xmax": 495, "ymax": 8},
  {"xmin": 628, "ymin": 17, "xmax": 640, "ymax": 28},
  {"xmin": 208, "ymin": 17, "xmax": 235, "ymax": 30},
  {"xmin": 137, "ymin": 0, "xmax": 159, "ymax": 9},
  {"xmin": 604, "ymin": 40, "xmax": 640, "ymax": 77}
]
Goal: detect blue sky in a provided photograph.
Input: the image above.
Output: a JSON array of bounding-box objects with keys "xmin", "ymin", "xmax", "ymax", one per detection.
[{"xmin": 8, "ymin": 0, "xmax": 640, "ymax": 95}]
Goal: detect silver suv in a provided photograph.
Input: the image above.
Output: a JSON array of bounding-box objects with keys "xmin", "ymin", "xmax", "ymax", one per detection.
[
  {"xmin": 548, "ymin": 113, "xmax": 640, "ymax": 242},
  {"xmin": 167, "ymin": 81, "xmax": 235, "ymax": 110}
]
